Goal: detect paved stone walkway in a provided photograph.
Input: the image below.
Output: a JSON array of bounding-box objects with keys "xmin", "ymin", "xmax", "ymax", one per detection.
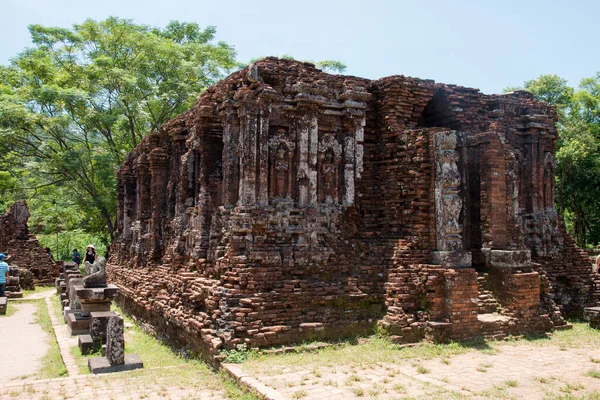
[
  {"xmin": 0, "ymin": 302, "xmax": 50, "ymax": 382},
  {"xmin": 0, "ymin": 372, "xmax": 227, "ymax": 400},
  {"xmin": 230, "ymin": 342, "xmax": 600, "ymax": 399}
]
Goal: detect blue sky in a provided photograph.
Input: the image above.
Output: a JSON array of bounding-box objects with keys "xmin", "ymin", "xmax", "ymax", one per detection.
[{"xmin": 1, "ymin": 0, "xmax": 598, "ymax": 94}]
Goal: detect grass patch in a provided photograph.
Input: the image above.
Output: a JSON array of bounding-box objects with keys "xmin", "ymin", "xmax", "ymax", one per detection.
[
  {"xmin": 221, "ymin": 344, "xmax": 259, "ymax": 363},
  {"xmin": 50, "ymin": 293, "xmax": 64, "ymax": 321},
  {"xmin": 23, "ymin": 286, "xmax": 55, "ymax": 299},
  {"xmin": 67, "ymin": 302, "xmax": 258, "ymax": 399},
  {"xmin": 292, "ymin": 389, "xmax": 307, "ymax": 399},
  {"xmin": 587, "ymin": 370, "xmax": 600, "ymax": 379},
  {"xmin": 504, "ymin": 379, "xmax": 518, "ymax": 387},
  {"xmin": 32, "ymin": 298, "xmax": 68, "ymax": 379},
  {"xmin": 508, "ymin": 321, "xmax": 600, "ymax": 349},
  {"xmin": 72, "ymin": 302, "xmax": 209, "ymax": 371},
  {"xmin": 242, "ymin": 335, "xmax": 478, "ymax": 375},
  {"xmin": 416, "ymin": 365, "xmax": 431, "ymax": 374},
  {"xmin": 0, "ymin": 300, "xmax": 17, "ymax": 317}
]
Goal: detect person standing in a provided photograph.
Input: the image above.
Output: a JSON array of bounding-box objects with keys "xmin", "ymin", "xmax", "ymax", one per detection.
[
  {"xmin": 72, "ymin": 249, "xmax": 81, "ymax": 265},
  {"xmin": 0, "ymin": 254, "xmax": 9, "ymax": 298},
  {"xmin": 84, "ymin": 245, "xmax": 96, "ymax": 264}
]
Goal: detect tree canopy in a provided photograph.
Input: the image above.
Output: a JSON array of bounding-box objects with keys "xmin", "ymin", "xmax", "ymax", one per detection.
[{"xmin": 0, "ymin": 17, "xmax": 349, "ymax": 258}]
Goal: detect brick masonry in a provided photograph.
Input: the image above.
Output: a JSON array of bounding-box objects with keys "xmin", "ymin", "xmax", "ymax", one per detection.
[
  {"xmin": 0, "ymin": 201, "xmax": 59, "ymax": 285},
  {"xmin": 107, "ymin": 58, "xmax": 596, "ymax": 360}
]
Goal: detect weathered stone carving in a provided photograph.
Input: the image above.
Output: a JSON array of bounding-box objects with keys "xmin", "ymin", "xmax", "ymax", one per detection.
[
  {"xmin": 431, "ymin": 131, "xmax": 471, "ymax": 268},
  {"xmin": 108, "ymin": 58, "xmax": 595, "ymax": 359},
  {"xmin": 269, "ymin": 128, "xmax": 295, "ymax": 201},
  {"xmin": 318, "ymin": 133, "xmax": 342, "ymax": 204},
  {"xmin": 106, "ymin": 316, "xmax": 125, "ymax": 365},
  {"xmin": 83, "ymin": 257, "xmax": 107, "ymax": 288}
]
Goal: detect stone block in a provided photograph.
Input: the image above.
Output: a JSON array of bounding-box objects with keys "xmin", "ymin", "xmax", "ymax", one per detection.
[
  {"xmin": 487, "ymin": 250, "xmax": 531, "ymax": 269},
  {"xmin": 68, "ymin": 279, "xmax": 84, "ymax": 311},
  {"xmin": 106, "ymin": 316, "xmax": 125, "ymax": 365},
  {"xmin": 75, "ymin": 284, "xmax": 118, "ymax": 316},
  {"xmin": 88, "ymin": 354, "xmax": 143, "ymax": 374},
  {"xmin": 431, "ymin": 251, "xmax": 472, "ymax": 268},
  {"xmin": 63, "ymin": 261, "xmax": 78, "ymax": 272},
  {"xmin": 584, "ymin": 307, "xmax": 600, "ymax": 329},
  {"xmin": 78, "ymin": 334, "xmax": 98, "ymax": 355},
  {"xmin": 90, "ymin": 311, "xmax": 118, "ymax": 343},
  {"xmin": 6, "ymin": 291, "xmax": 23, "ymax": 299},
  {"xmin": 67, "ymin": 312, "xmax": 90, "ymax": 335}
]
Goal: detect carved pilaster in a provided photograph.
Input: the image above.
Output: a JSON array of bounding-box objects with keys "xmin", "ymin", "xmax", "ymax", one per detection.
[
  {"xmin": 238, "ymin": 106, "xmax": 257, "ymax": 206},
  {"xmin": 431, "ymin": 130, "xmax": 471, "ymax": 268},
  {"xmin": 257, "ymin": 107, "xmax": 270, "ymax": 206},
  {"xmin": 136, "ymin": 154, "xmax": 150, "ymax": 220},
  {"xmin": 219, "ymin": 105, "xmax": 240, "ymax": 207},
  {"xmin": 121, "ymin": 171, "xmax": 136, "ymax": 239}
]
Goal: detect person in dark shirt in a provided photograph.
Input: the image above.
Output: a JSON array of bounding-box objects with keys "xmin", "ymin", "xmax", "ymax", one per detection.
[
  {"xmin": 84, "ymin": 245, "xmax": 96, "ymax": 264},
  {"xmin": 72, "ymin": 249, "xmax": 81, "ymax": 265}
]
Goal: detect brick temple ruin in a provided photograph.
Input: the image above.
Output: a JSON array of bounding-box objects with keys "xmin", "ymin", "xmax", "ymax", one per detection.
[
  {"xmin": 0, "ymin": 201, "xmax": 58, "ymax": 285},
  {"xmin": 108, "ymin": 58, "xmax": 596, "ymax": 359}
]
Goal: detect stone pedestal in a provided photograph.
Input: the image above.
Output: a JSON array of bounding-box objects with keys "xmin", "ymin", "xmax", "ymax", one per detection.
[
  {"xmin": 584, "ymin": 307, "xmax": 600, "ymax": 329},
  {"xmin": 55, "ymin": 277, "xmax": 63, "ymax": 293},
  {"xmin": 88, "ymin": 354, "xmax": 144, "ymax": 374},
  {"xmin": 78, "ymin": 334, "xmax": 98, "ymax": 355},
  {"xmin": 67, "ymin": 312, "xmax": 90, "ymax": 335},
  {"xmin": 88, "ymin": 315, "xmax": 143, "ymax": 374},
  {"xmin": 75, "ymin": 284, "xmax": 119, "ymax": 316},
  {"xmin": 6, "ymin": 268, "xmax": 23, "ymax": 298},
  {"xmin": 91, "ymin": 311, "xmax": 118, "ymax": 344},
  {"xmin": 63, "ymin": 306, "xmax": 76, "ymax": 323},
  {"xmin": 67, "ymin": 278, "xmax": 84, "ymax": 311}
]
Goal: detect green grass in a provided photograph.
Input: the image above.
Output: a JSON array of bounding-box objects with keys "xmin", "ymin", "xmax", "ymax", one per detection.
[
  {"xmin": 586, "ymin": 370, "xmax": 600, "ymax": 379},
  {"xmin": 242, "ymin": 334, "xmax": 491, "ymax": 376},
  {"xmin": 0, "ymin": 299, "xmax": 17, "ymax": 317},
  {"xmin": 506, "ymin": 321, "xmax": 600, "ymax": 349},
  {"xmin": 66, "ymin": 302, "xmax": 258, "ymax": 399},
  {"xmin": 32, "ymin": 298, "xmax": 68, "ymax": 379},
  {"xmin": 21, "ymin": 285, "xmax": 55, "ymax": 298}
]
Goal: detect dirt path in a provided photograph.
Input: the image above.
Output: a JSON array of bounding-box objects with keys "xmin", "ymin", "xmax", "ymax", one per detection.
[{"xmin": 0, "ymin": 302, "xmax": 50, "ymax": 382}]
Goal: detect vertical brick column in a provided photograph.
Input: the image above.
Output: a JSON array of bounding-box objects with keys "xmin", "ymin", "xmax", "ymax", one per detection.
[
  {"xmin": 445, "ymin": 268, "xmax": 479, "ymax": 339},
  {"xmin": 480, "ymin": 138, "xmax": 508, "ymax": 248}
]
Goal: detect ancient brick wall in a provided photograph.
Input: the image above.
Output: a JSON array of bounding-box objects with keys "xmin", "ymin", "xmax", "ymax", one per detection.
[
  {"xmin": 107, "ymin": 58, "xmax": 594, "ymax": 358},
  {"xmin": 0, "ymin": 201, "xmax": 58, "ymax": 285}
]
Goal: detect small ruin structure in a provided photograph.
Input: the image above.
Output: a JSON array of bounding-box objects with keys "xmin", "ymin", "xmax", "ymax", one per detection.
[
  {"xmin": 108, "ymin": 58, "xmax": 596, "ymax": 359},
  {"xmin": 0, "ymin": 201, "xmax": 58, "ymax": 285}
]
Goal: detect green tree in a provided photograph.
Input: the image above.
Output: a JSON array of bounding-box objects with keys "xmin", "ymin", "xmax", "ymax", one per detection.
[{"xmin": 0, "ymin": 17, "xmax": 237, "ymax": 239}]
